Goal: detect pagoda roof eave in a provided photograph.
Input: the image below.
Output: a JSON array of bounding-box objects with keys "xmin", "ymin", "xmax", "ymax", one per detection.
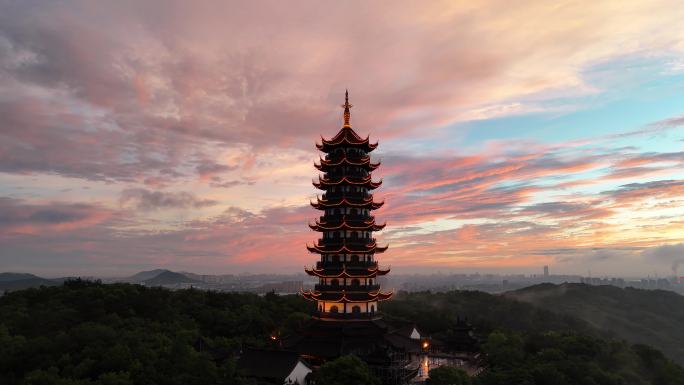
[
  {"xmin": 300, "ymin": 289, "xmax": 394, "ymax": 303},
  {"xmin": 314, "ymin": 156, "xmax": 381, "ymax": 171},
  {"xmin": 310, "ymin": 197, "xmax": 384, "ymax": 209},
  {"xmin": 304, "ymin": 265, "xmax": 391, "ymax": 278},
  {"xmin": 316, "ymin": 127, "xmax": 376, "ymax": 148},
  {"xmin": 316, "ymin": 138, "xmax": 379, "ymax": 153},
  {"xmin": 306, "ymin": 242, "xmax": 389, "ymax": 254},
  {"xmin": 308, "ymin": 219, "xmax": 386, "ymax": 231},
  {"xmin": 312, "ymin": 176, "xmax": 383, "ymax": 190}
]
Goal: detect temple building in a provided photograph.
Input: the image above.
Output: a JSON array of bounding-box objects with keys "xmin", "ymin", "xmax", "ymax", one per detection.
[
  {"xmin": 283, "ymin": 92, "xmax": 421, "ymax": 384},
  {"xmin": 300, "ymin": 90, "xmax": 393, "ymax": 319}
]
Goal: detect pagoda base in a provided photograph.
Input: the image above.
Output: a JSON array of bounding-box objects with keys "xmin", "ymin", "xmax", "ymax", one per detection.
[{"xmin": 282, "ymin": 317, "xmax": 421, "ymax": 385}]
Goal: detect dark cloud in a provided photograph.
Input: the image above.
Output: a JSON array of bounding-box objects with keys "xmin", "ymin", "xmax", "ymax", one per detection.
[
  {"xmin": 209, "ymin": 179, "xmax": 254, "ymax": 189},
  {"xmin": 0, "ymin": 201, "xmax": 313, "ymax": 274},
  {"xmin": 651, "ymin": 114, "xmax": 684, "ymax": 128},
  {"xmin": 523, "ymin": 201, "xmax": 591, "ymax": 215},
  {"xmin": 119, "ymin": 189, "xmax": 218, "ymax": 211},
  {"xmin": 604, "ymin": 180, "xmax": 684, "ymax": 202},
  {"xmin": 0, "ymin": 197, "xmax": 112, "ymax": 236},
  {"xmin": 532, "ymin": 246, "xmax": 645, "ymax": 262},
  {"xmin": 195, "ymin": 161, "xmax": 237, "ymax": 179},
  {"xmin": 0, "ymin": 198, "xmax": 91, "ymax": 225}
]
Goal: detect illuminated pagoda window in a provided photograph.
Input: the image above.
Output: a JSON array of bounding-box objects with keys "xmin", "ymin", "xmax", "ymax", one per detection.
[{"xmin": 300, "ymin": 90, "xmax": 392, "ymax": 320}]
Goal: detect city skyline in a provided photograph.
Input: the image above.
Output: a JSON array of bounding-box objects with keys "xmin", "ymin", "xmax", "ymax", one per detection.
[{"xmin": 1, "ymin": 1, "xmax": 684, "ymax": 276}]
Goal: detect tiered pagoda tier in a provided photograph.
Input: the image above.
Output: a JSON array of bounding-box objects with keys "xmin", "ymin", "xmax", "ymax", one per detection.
[{"xmin": 301, "ymin": 91, "xmax": 393, "ymax": 319}]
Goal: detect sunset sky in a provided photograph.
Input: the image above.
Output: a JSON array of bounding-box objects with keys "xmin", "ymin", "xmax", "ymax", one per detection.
[{"xmin": 1, "ymin": 1, "xmax": 683, "ymax": 277}]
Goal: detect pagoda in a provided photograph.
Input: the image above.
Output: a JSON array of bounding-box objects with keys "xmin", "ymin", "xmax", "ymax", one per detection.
[
  {"xmin": 300, "ymin": 90, "xmax": 393, "ymax": 319},
  {"xmin": 283, "ymin": 92, "xmax": 420, "ymax": 384}
]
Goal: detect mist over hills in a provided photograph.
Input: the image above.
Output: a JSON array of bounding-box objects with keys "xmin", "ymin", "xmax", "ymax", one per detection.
[
  {"xmin": 505, "ymin": 283, "xmax": 684, "ymax": 363},
  {"xmin": 0, "ymin": 273, "xmax": 59, "ymax": 292},
  {"xmin": 0, "ymin": 270, "xmax": 201, "ymax": 293},
  {"xmin": 0, "ymin": 273, "xmax": 41, "ymax": 282}
]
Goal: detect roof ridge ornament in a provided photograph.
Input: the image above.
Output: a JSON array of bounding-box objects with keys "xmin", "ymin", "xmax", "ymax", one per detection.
[{"xmin": 342, "ymin": 89, "xmax": 352, "ymax": 128}]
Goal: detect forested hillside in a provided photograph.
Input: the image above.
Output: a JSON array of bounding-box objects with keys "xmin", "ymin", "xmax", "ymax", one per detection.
[
  {"xmin": 0, "ymin": 280, "xmax": 311, "ymax": 385},
  {"xmin": 505, "ymin": 283, "xmax": 684, "ymax": 363},
  {"xmin": 1, "ymin": 281, "xmax": 683, "ymax": 385}
]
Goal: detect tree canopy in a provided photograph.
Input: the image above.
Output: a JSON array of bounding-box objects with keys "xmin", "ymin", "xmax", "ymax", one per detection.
[
  {"xmin": 1, "ymin": 281, "xmax": 684, "ymax": 385},
  {"xmin": 315, "ymin": 355, "xmax": 380, "ymax": 385},
  {"xmin": 427, "ymin": 366, "xmax": 471, "ymax": 385}
]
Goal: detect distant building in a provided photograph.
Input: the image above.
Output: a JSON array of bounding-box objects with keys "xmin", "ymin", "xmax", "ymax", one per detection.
[{"xmin": 543, "ymin": 265, "xmax": 549, "ymax": 277}]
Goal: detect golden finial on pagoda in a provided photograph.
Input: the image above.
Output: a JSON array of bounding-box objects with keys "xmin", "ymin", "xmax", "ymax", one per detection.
[{"xmin": 342, "ymin": 89, "xmax": 353, "ymax": 128}]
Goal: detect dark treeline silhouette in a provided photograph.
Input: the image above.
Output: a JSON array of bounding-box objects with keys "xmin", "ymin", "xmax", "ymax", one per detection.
[{"xmin": 0, "ymin": 280, "xmax": 683, "ymax": 384}]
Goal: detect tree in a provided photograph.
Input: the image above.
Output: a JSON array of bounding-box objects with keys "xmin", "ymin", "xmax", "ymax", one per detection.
[
  {"xmin": 316, "ymin": 355, "xmax": 380, "ymax": 385},
  {"xmin": 427, "ymin": 365, "xmax": 470, "ymax": 385}
]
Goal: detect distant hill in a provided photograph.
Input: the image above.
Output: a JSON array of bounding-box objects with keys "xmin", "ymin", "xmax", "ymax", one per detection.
[
  {"xmin": 0, "ymin": 273, "xmax": 58, "ymax": 292},
  {"xmin": 128, "ymin": 269, "xmax": 171, "ymax": 282},
  {"xmin": 0, "ymin": 272, "xmax": 41, "ymax": 282},
  {"xmin": 143, "ymin": 270, "xmax": 199, "ymax": 286},
  {"xmin": 505, "ymin": 283, "xmax": 684, "ymax": 363}
]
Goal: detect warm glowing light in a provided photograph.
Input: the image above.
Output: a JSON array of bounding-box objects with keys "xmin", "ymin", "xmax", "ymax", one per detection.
[{"xmin": 422, "ymin": 341, "xmax": 429, "ymax": 349}]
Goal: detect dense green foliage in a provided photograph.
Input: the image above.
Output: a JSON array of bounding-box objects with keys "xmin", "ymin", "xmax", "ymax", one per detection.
[
  {"xmin": 0, "ymin": 280, "xmax": 311, "ymax": 385},
  {"xmin": 382, "ymin": 290, "xmax": 596, "ymax": 338},
  {"xmin": 477, "ymin": 331, "xmax": 684, "ymax": 385},
  {"xmin": 383, "ymin": 290, "xmax": 684, "ymax": 385},
  {"xmin": 1, "ymin": 282, "xmax": 684, "ymax": 385},
  {"xmin": 315, "ymin": 355, "xmax": 380, "ymax": 385},
  {"xmin": 427, "ymin": 366, "xmax": 470, "ymax": 385},
  {"xmin": 506, "ymin": 283, "xmax": 684, "ymax": 363}
]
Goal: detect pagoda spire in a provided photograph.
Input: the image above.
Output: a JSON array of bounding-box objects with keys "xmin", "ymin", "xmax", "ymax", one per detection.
[{"xmin": 342, "ymin": 89, "xmax": 352, "ymax": 128}]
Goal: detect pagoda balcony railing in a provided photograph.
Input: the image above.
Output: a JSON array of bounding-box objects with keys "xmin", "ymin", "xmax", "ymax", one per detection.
[
  {"xmin": 324, "ymin": 153, "xmax": 369, "ymax": 162},
  {"xmin": 316, "ymin": 261, "xmax": 378, "ymax": 269},
  {"xmin": 316, "ymin": 238, "xmax": 378, "ymax": 247},
  {"xmin": 313, "ymin": 311, "xmax": 380, "ymax": 320},
  {"xmin": 321, "ymin": 192, "xmax": 370, "ymax": 200},
  {"xmin": 324, "ymin": 171, "xmax": 369, "ymax": 179},
  {"xmin": 318, "ymin": 237, "xmax": 374, "ymax": 244},
  {"xmin": 314, "ymin": 284, "xmax": 381, "ymax": 291},
  {"xmin": 318, "ymin": 215, "xmax": 373, "ymax": 223},
  {"xmin": 322, "ymin": 154, "xmax": 370, "ymax": 164}
]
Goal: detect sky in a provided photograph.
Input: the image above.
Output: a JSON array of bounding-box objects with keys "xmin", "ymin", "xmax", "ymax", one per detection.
[{"xmin": 1, "ymin": 0, "xmax": 683, "ymax": 277}]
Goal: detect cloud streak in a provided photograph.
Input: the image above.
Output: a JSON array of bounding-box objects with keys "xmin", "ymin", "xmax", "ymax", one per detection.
[{"xmin": 119, "ymin": 188, "xmax": 218, "ymax": 211}]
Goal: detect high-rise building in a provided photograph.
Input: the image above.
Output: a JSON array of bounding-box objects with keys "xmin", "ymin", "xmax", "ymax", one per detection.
[{"xmin": 543, "ymin": 265, "xmax": 549, "ymax": 277}]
